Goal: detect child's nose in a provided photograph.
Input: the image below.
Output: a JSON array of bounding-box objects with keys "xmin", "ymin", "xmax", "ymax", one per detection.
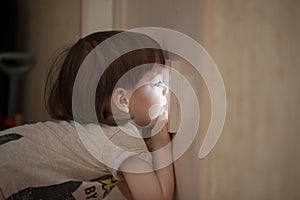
[{"xmin": 162, "ymin": 86, "xmax": 168, "ymax": 96}]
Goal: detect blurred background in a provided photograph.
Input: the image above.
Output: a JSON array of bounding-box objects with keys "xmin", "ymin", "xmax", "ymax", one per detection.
[{"xmin": 1, "ymin": 0, "xmax": 299, "ymax": 199}]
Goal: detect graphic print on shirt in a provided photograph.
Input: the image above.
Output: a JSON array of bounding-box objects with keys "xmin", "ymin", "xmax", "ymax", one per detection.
[
  {"xmin": 0, "ymin": 133, "xmax": 23, "ymax": 145},
  {"xmin": 6, "ymin": 175, "xmax": 118, "ymax": 200},
  {"xmin": 7, "ymin": 181, "xmax": 82, "ymax": 200},
  {"xmin": 92, "ymin": 174, "xmax": 119, "ymax": 198}
]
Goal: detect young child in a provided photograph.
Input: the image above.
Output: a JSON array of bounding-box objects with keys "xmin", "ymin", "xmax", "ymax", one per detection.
[{"xmin": 0, "ymin": 31, "xmax": 174, "ymax": 200}]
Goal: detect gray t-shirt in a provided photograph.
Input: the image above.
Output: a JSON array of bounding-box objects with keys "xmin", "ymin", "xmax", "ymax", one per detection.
[{"xmin": 0, "ymin": 120, "xmax": 152, "ymax": 199}]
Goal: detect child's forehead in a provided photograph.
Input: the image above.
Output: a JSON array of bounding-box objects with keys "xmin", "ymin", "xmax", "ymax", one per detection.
[
  {"xmin": 129, "ymin": 65, "xmax": 167, "ymax": 90},
  {"xmin": 140, "ymin": 65, "xmax": 166, "ymax": 81}
]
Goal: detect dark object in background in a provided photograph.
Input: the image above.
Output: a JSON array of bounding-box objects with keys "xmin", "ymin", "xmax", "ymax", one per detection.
[
  {"xmin": 0, "ymin": 0, "xmax": 17, "ymax": 119},
  {"xmin": 0, "ymin": 53, "xmax": 35, "ymax": 118},
  {"xmin": 0, "ymin": 0, "xmax": 17, "ymax": 130},
  {"xmin": 0, "ymin": 0, "xmax": 35, "ymax": 130}
]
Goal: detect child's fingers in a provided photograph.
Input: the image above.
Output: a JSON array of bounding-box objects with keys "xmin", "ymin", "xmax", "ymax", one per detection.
[{"xmin": 151, "ymin": 111, "xmax": 168, "ymax": 136}]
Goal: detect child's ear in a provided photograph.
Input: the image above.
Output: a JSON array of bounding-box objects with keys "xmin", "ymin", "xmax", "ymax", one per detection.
[{"xmin": 112, "ymin": 88, "xmax": 130, "ymax": 113}]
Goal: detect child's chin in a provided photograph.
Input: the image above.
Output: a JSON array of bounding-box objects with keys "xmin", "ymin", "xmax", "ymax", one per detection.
[
  {"xmin": 134, "ymin": 117, "xmax": 157, "ymax": 129},
  {"xmin": 146, "ymin": 118, "xmax": 158, "ymax": 128}
]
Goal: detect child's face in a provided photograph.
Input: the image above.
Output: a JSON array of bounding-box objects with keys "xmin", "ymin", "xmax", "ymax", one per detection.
[{"xmin": 129, "ymin": 66, "xmax": 168, "ymax": 128}]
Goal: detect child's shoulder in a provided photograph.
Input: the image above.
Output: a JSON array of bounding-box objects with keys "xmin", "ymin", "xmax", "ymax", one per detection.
[
  {"xmin": 87, "ymin": 122, "xmax": 142, "ymax": 139},
  {"xmin": 0, "ymin": 120, "xmax": 77, "ymax": 142}
]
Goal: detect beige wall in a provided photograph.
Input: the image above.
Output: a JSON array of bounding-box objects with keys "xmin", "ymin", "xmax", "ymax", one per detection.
[
  {"xmin": 114, "ymin": 0, "xmax": 212, "ymax": 199},
  {"xmin": 18, "ymin": 0, "xmax": 81, "ymax": 123},
  {"xmin": 81, "ymin": 0, "xmax": 114, "ymax": 36},
  {"xmin": 211, "ymin": 0, "xmax": 300, "ymax": 199},
  {"xmin": 113, "ymin": 0, "xmax": 300, "ymax": 199}
]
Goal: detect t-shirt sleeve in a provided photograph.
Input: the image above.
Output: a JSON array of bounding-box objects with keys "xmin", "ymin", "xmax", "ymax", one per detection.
[{"xmin": 102, "ymin": 129, "xmax": 152, "ymax": 180}]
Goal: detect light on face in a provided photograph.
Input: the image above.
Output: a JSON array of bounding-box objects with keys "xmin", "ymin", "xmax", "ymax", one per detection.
[{"xmin": 148, "ymin": 104, "xmax": 165, "ymax": 120}]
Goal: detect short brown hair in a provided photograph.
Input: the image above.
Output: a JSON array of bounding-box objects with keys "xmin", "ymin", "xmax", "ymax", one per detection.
[{"xmin": 45, "ymin": 31, "xmax": 164, "ymax": 126}]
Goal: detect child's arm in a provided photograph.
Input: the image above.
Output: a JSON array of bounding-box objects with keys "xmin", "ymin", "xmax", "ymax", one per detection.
[
  {"xmin": 119, "ymin": 116, "xmax": 174, "ymax": 200},
  {"xmin": 117, "ymin": 180, "xmax": 134, "ymax": 200}
]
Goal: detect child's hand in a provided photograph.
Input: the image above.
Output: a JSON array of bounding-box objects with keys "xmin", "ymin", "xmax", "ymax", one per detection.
[{"xmin": 143, "ymin": 112, "xmax": 171, "ymax": 152}]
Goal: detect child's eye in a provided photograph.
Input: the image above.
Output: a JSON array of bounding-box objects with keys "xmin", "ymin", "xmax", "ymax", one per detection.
[{"xmin": 154, "ymin": 81, "xmax": 164, "ymax": 87}]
